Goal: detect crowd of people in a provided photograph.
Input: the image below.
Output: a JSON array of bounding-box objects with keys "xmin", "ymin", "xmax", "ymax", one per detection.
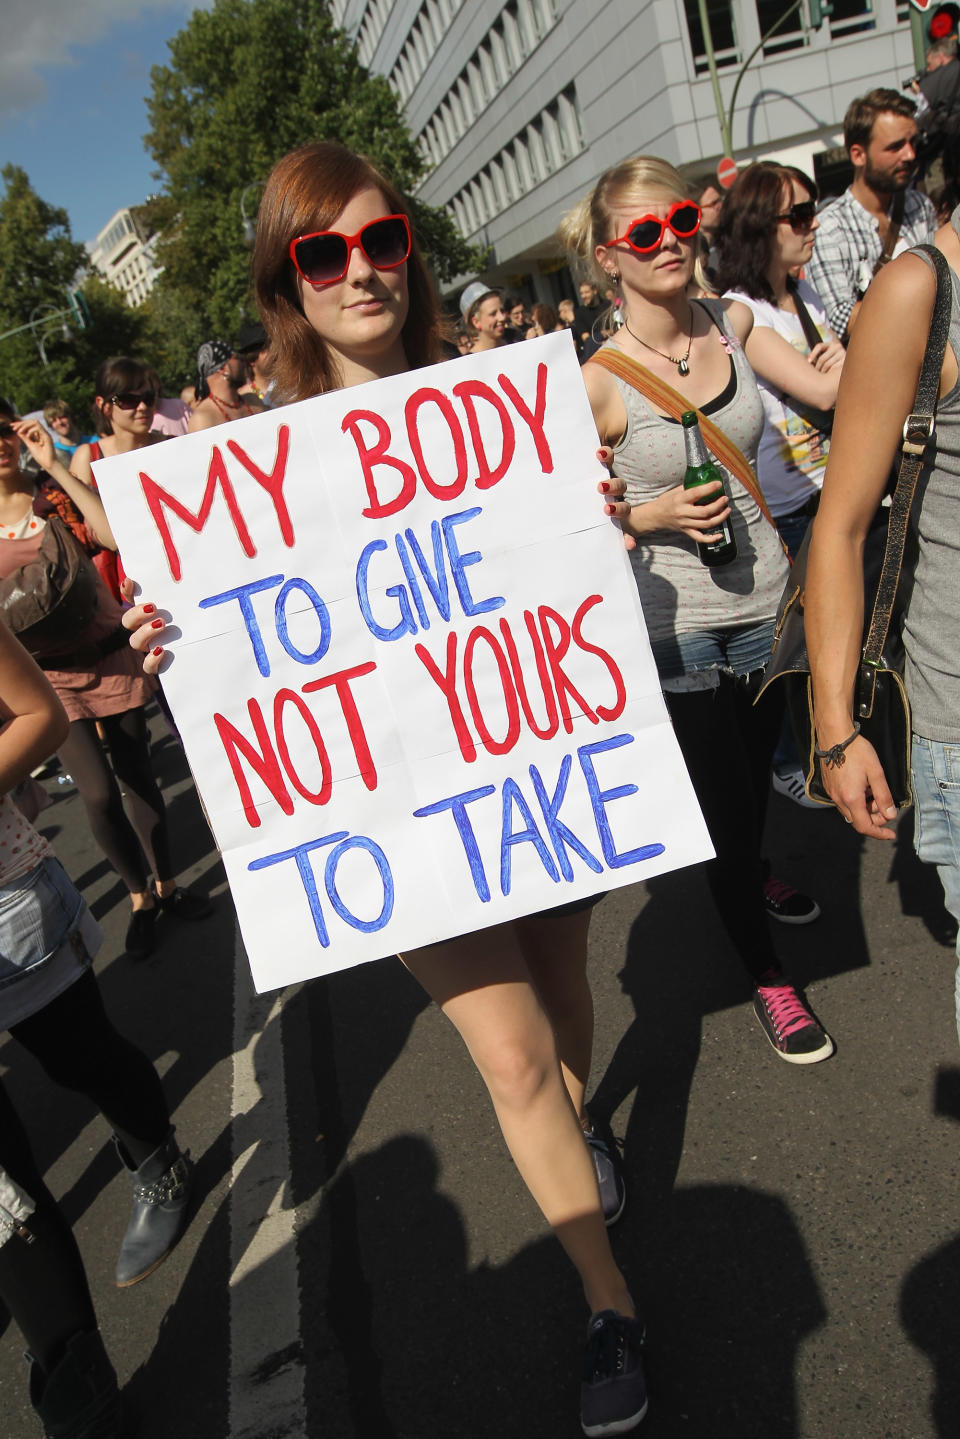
[{"xmin": 1, "ymin": 59, "xmax": 959, "ymax": 1439}]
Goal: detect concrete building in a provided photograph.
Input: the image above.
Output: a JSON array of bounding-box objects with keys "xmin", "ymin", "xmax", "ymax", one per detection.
[
  {"xmin": 332, "ymin": 0, "xmax": 921, "ymax": 304},
  {"xmin": 87, "ymin": 206, "xmax": 162, "ymax": 307}
]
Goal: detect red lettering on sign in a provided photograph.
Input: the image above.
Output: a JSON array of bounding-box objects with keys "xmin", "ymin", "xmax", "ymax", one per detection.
[
  {"xmin": 273, "ymin": 688, "xmax": 332, "ymax": 806},
  {"xmin": 225, "ymin": 425, "xmax": 295, "ymax": 548},
  {"xmin": 462, "ymin": 626, "xmax": 521, "ymax": 755},
  {"xmin": 214, "ymin": 701, "xmax": 293, "ymax": 829},
  {"xmin": 452, "ymin": 380, "xmax": 515, "ymax": 490},
  {"xmin": 414, "ymin": 633, "xmax": 477, "ymax": 762},
  {"xmin": 301, "ymin": 661, "xmax": 380, "ymax": 790},
  {"xmin": 498, "ymin": 363, "xmax": 553, "ymax": 474},
  {"xmin": 404, "ymin": 388, "xmax": 468, "ymax": 501},
  {"xmin": 141, "ymin": 449, "xmax": 256, "ymax": 583},
  {"xmin": 342, "ymin": 409, "xmax": 418, "ymax": 519}
]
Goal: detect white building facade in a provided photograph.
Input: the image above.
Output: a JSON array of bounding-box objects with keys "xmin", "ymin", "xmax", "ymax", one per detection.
[
  {"xmin": 333, "ymin": 0, "xmax": 921, "ymax": 303},
  {"xmin": 87, "ymin": 208, "xmax": 162, "ymax": 307}
]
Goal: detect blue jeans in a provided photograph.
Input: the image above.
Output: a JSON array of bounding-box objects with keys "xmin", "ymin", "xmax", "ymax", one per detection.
[
  {"xmin": 650, "ymin": 619, "xmax": 776, "ymax": 684},
  {"xmin": 911, "ymin": 735, "xmax": 960, "ymax": 1046}
]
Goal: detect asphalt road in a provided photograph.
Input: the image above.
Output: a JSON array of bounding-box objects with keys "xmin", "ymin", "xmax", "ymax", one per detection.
[{"xmin": 1, "ymin": 707, "xmax": 958, "ymax": 1439}]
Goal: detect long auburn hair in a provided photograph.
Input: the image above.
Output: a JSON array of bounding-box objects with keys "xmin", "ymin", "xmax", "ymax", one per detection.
[
  {"xmin": 253, "ymin": 142, "xmax": 442, "ymax": 402},
  {"xmin": 713, "ymin": 161, "xmax": 818, "ymax": 304}
]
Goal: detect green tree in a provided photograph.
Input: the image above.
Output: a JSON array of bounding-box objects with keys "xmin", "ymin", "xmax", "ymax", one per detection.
[
  {"xmin": 144, "ymin": 0, "xmax": 483, "ymax": 346},
  {"xmin": 0, "ymin": 166, "xmax": 146, "ymax": 416}
]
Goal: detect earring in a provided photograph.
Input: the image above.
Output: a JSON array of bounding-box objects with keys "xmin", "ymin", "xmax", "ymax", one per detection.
[{"xmin": 608, "ymin": 269, "xmax": 620, "ymax": 283}]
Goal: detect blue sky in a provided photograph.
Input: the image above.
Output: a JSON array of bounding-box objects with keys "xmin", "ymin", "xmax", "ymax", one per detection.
[{"xmin": 1, "ymin": 2, "xmax": 209, "ymax": 247}]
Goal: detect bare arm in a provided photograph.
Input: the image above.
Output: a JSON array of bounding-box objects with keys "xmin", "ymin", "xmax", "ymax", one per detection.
[
  {"xmin": 69, "ymin": 443, "xmax": 94, "ymax": 488},
  {"xmin": 744, "ymin": 324, "xmax": 843, "ymax": 409},
  {"xmin": 0, "ymin": 622, "xmax": 69, "ymax": 793},
  {"xmin": 187, "ymin": 402, "xmax": 221, "ymax": 433},
  {"xmin": 805, "ymin": 252, "xmax": 942, "ymax": 838},
  {"xmin": 13, "ymin": 423, "xmax": 117, "ymax": 551}
]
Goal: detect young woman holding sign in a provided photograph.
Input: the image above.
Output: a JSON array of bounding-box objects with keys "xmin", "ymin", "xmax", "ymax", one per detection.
[
  {"xmin": 122, "ymin": 142, "xmax": 647, "ymax": 1436},
  {"xmin": 560, "ymin": 156, "xmax": 834, "ymax": 1065}
]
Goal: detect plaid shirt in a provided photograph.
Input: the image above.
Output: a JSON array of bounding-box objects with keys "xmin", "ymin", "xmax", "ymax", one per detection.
[{"xmin": 805, "ymin": 187, "xmax": 936, "ymax": 340}]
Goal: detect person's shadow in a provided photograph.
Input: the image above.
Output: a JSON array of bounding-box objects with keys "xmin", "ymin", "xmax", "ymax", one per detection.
[{"xmin": 899, "ymin": 1066, "xmax": 960, "ymax": 1438}]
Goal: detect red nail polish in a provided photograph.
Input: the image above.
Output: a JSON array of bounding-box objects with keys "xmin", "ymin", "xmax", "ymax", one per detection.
[
  {"xmin": 151, "ymin": 618, "xmax": 164, "ymax": 629},
  {"xmin": 600, "ymin": 481, "xmax": 611, "ymax": 493},
  {"xmin": 142, "ymin": 604, "xmax": 156, "ymax": 615},
  {"xmin": 152, "ymin": 647, "xmax": 163, "ymax": 657},
  {"xmin": 604, "ymin": 504, "xmax": 615, "ymax": 515}
]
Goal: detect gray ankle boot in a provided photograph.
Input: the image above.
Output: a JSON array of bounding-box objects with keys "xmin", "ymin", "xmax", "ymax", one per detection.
[
  {"xmin": 28, "ymin": 1329, "xmax": 121, "ymax": 1438},
  {"xmin": 113, "ymin": 1129, "xmax": 192, "ymax": 1287}
]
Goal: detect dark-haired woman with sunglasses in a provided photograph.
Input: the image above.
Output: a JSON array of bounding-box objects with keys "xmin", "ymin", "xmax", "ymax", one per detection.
[
  {"xmin": 714, "ymin": 162, "xmax": 845, "ymax": 560},
  {"xmin": 561, "ymin": 154, "xmax": 835, "ymax": 1066},
  {"xmin": 121, "ymin": 141, "xmax": 646, "ymax": 1437},
  {"xmin": 0, "ymin": 397, "xmax": 211, "ymax": 960}
]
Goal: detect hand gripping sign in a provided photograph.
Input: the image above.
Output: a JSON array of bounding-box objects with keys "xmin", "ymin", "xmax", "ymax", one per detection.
[{"xmin": 94, "ymin": 333, "xmax": 712, "ymax": 992}]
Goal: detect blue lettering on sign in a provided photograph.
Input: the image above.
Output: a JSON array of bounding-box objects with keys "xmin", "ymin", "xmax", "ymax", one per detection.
[
  {"xmin": 199, "ymin": 574, "xmax": 284, "ymax": 677},
  {"xmin": 356, "ymin": 538, "xmax": 416, "ymax": 642},
  {"xmin": 274, "ymin": 577, "xmax": 331, "ymax": 666},
  {"xmin": 248, "ymin": 829, "xmax": 394, "ymax": 945},
  {"xmin": 500, "ymin": 777, "xmax": 559, "ymax": 894},
  {"xmin": 403, "ymin": 523, "xmax": 451, "ymax": 621},
  {"xmin": 577, "ymin": 734, "xmax": 666, "ymax": 869},
  {"xmin": 413, "ymin": 784, "xmax": 496, "ymax": 900},
  {"xmin": 441, "ymin": 507, "xmax": 504, "ymax": 618},
  {"xmin": 528, "ymin": 755, "xmax": 603, "ymax": 880}
]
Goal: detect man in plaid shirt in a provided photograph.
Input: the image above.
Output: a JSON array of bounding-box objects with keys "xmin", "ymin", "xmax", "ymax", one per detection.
[{"xmin": 807, "ymin": 88, "xmax": 936, "ymax": 344}]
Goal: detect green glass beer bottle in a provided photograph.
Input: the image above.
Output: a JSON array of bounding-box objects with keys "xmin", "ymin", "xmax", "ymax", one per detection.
[{"xmin": 681, "ymin": 410, "xmax": 738, "ymax": 568}]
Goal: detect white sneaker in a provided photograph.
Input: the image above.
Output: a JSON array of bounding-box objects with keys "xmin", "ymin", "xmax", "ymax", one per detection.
[{"xmin": 772, "ymin": 766, "xmax": 823, "ymax": 810}]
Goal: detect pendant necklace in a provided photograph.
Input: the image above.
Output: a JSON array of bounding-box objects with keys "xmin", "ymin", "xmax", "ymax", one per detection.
[{"xmin": 623, "ymin": 306, "xmax": 694, "ymax": 377}]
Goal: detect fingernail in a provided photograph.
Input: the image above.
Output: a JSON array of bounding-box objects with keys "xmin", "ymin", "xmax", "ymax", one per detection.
[
  {"xmin": 142, "ymin": 604, "xmax": 156, "ymax": 615},
  {"xmin": 604, "ymin": 504, "xmax": 615, "ymax": 515},
  {"xmin": 152, "ymin": 647, "xmax": 164, "ymax": 657},
  {"xmin": 151, "ymin": 618, "xmax": 164, "ymax": 629},
  {"xmin": 600, "ymin": 481, "xmax": 611, "ymax": 493}
]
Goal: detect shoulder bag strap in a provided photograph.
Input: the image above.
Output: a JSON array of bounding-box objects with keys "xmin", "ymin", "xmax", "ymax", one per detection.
[
  {"xmin": 872, "ymin": 191, "xmax": 906, "ymax": 278},
  {"xmin": 786, "ymin": 277, "xmax": 824, "ymax": 351},
  {"xmin": 587, "ymin": 345, "xmax": 784, "ymax": 540},
  {"xmin": 859, "ymin": 243, "xmax": 952, "ymax": 714}
]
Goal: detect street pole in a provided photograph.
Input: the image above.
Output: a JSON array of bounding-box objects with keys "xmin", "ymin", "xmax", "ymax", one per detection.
[{"xmin": 696, "ymin": 0, "xmax": 734, "ymax": 157}]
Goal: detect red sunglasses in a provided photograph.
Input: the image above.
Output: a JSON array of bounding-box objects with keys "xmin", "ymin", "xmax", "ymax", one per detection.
[
  {"xmin": 288, "ymin": 214, "xmax": 412, "ymax": 286},
  {"xmin": 609, "ymin": 201, "xmax": 702, "ymax": 255}
]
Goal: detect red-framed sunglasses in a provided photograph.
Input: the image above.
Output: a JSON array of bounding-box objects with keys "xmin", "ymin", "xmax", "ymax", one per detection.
[
  {"xmin": 288, "ymin": 214, "xmax": 412, "ymax": 286},
  {"xmin": 609, "ymin": 201, "xmax": 702, "ymax": 254}
]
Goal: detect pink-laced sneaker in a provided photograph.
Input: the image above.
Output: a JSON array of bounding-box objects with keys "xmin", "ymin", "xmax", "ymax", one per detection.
[
  {"xmin": 762, "ymin": 877, "xmax": 821, "ymax": 925},
  {"xmin": 753, "ymin": 974, "xmax": 835, "ymax": 1064}
]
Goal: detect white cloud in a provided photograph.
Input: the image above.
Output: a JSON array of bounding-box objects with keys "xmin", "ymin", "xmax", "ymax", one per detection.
[{"xmin": 0, "ymin": 1, "xmax": 211, "ymax": 120}]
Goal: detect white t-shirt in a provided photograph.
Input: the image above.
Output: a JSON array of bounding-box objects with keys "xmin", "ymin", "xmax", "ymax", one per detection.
[{"xmin": 723, "ymin": 281, "xmax": 832, "ymax": 518}]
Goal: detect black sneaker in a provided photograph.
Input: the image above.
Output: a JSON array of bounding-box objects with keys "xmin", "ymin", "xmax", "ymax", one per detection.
[
  {"xmin": 753, "ymin": 974, "xmax": 835, "ymax": 1065},
  {"xmin": 125, "ymin": 905, "xmax": 157, "ymax": 959},
  {"xmin": 584, "ymin": 1123, "xmax": 626, "ymax": 1227},
  {"xmin": 762, "ymin": 877, "xmax": 820, "ymax": 925},
  {"xmin": 156, "ymin": 885, "xmax": 213, "ymax": 921},
  {"xmin": 580, "ymin": 1310, "xmax": 648, "ymax": 1436}
]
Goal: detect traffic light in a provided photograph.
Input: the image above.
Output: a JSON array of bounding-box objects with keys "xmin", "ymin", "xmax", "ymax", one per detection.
[
  {"xmin": 67, "ymin": 288, "xmax": 91, "ymax": 330},
  {"xmin": 928, "ymin": 2, "xmax": 960, "ymax": 43},
  {"xmin": 807, "ymin": 0, "xmax": 832, "ymax": 28}
]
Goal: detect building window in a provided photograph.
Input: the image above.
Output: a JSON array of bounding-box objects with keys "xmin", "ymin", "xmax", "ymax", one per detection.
[
  {"xmin": 683, "ymin": 0, "xmax": 739, "ymax": 71},
  {"xmin": 756, "ymin": 0, "xmax": 805, "ymax": 52},
  {"xmin": 829, "ymin": 0, "xmax": 875, "ymax": 35}
]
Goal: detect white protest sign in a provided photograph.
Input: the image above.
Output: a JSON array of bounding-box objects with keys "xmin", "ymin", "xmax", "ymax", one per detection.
[{"xmin": 94, "ymin": 332, "xmax": 712, "ymax": 992}]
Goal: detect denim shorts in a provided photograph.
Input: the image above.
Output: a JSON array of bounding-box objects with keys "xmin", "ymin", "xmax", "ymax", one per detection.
[
  {"xmin": 0, "ymin": 856, "xmax": 84, "ymax": 990},
  {"xmin": 650, "ymin": 619, "xmax": 777, "ymax": 691}
]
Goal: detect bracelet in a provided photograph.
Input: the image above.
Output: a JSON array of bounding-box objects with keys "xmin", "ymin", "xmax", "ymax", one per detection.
[{"xmin": 814, "ymin": 723, "xmax": 861, "ymax": 769}]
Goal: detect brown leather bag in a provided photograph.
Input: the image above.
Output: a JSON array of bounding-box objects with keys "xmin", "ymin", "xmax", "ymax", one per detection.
[{"xmin": 0, "ymin": 514, "xmax": 100, "ymax": 659}]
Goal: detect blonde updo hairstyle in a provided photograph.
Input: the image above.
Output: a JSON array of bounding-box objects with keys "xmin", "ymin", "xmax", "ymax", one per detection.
[{"xmin": 558, "ymin": 155, "xmax": 706, "ymax": 305}]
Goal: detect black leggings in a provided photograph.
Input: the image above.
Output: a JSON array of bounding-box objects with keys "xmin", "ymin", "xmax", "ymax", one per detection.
[
  {"xmin": 0, "ymin": 970, "xmax": 171, "ymax": 1371},
  {"xmin": 58, "ymin": 706, "xmax": 173, "ymax": 893},
  {"xmin": 665, "ymin": 669, "xmax": 783, "ymax": 983}
]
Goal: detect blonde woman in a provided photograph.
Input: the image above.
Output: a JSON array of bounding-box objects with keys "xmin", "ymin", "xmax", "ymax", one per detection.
[{"xmin": 560, "ymin": 156, "xmax": 833, "ymax": 1065}]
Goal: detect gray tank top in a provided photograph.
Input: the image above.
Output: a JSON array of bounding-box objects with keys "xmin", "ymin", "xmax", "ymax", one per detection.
[
  {"xmin": 902, "ymin": 243, "xmax": 960, "ymax": 742},
  {"xmin": 606, "ymin": 301, "xmax": 789, "ymax": 643}
]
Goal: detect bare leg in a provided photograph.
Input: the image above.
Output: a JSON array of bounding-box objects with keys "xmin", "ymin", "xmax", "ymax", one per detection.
[
  {"xmin": 402, "ymin": 922, "xmax": 632, "ymax": 1318},
  {"xmin": 516, "ymin": 907, "xmax": 594, "ymax": 1126}
]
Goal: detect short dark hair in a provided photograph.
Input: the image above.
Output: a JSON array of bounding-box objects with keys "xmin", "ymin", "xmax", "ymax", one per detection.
[
  {"xmin": 843, "ymin": 88, "xmax": 917, "ymax": 154},
  {"xmin": 0, "ymin": 397, "xmax": 17, "ymax": 423},
  {"xmin": 713, "ymin": 161, "xmax": 817, "ymax": 303}
]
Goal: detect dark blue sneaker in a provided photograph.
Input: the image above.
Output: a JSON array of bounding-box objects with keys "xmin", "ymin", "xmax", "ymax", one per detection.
[
  {"xmin": 584, "ymin": 1124, "xmax": 626, "ymax": 1226},
  {"xmin": 580, "ymin": 1310, "xmax": 648, "ymax": 1436}
]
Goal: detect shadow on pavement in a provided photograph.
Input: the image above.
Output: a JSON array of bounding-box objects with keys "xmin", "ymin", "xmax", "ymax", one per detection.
[{"xmin": 899, "ymin": 1065, "xmax": 960, "ymax": 1439}]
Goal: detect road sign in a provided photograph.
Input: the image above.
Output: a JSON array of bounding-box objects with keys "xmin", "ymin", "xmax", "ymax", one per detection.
[{"xmin": 717, "ymin": 156, "xmax": 738, "ymax": 189}]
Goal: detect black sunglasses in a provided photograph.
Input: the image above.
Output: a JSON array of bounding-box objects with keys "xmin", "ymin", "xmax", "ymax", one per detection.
[
  {"xmin": 776, "ymin": 200, "xmax": 817, "ymax": 230},
  {"xmin": 0, "ymin": 423, "xmax": 16, "ymax": 439},
  {"xmin": 109, "ymin": 390, "xmax": 158, "ymax": 410}
]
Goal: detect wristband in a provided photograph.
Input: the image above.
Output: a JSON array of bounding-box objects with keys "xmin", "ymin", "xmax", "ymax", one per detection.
[{"xmin": 814, "ymin": 723, "xmax": 861, "ymax": 769}]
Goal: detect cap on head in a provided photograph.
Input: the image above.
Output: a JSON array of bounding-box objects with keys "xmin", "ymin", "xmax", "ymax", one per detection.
[
  {"xmin": 236, "ymin": 320, "xmax": 267, "ymax": 354},
  {"xmin": 459, "ymin": 280, "xmax": 492, "ymax": 318}
]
